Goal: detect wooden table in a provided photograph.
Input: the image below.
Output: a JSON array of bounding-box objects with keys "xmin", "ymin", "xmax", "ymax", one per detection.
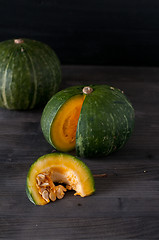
[{"xmin": 0, "ymin": 66, "xmax": 159, "ymax": 239}]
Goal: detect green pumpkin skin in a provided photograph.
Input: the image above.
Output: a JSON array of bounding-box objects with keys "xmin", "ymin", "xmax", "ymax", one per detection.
[
  {"xmin": 41, "ymin": 85, "xmax": 135, "ymax": 158},
  {"xmin": 0, "ymin": 38, "xmax": 61, "ymax": 110},
  {"xmin": 76, "ymin": 85, "xmax": 134, "ymax": 158}
]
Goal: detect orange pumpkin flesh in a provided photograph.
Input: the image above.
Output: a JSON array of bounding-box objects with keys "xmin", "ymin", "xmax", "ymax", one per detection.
[{"xmin": 51, "ymin": 94, "xmax": 85, "ymax": 152}]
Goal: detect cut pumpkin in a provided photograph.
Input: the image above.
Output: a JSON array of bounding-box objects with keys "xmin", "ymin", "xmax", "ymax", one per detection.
[
  {"xmin": 41, "ymin": 85, "xmax": 135, "ymax": 158},
  {"xmin": 26, "ymin": 153, "xmax": 95, "ymax": 205}
]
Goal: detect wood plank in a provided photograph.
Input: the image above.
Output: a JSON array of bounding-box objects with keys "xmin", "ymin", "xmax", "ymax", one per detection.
[
  {"xmin": 0, "ymin": 66, "xmax": 159, "ymax": 239},
  {"xmin": 0, "ymin": 217, "xmax": 159, "ymax": 240}
]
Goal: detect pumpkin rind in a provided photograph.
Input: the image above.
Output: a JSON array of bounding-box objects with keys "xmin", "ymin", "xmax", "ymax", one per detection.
[
  {"xmin": 41, "ymin": 85, "xmax": 135, "ymax": 158},
  {"xmin": 0, "ymin": 38, "xmax": 61, "ymax": 110}
]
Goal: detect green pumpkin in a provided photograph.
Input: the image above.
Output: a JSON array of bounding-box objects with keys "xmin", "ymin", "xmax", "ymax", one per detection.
[
  {"xmin": 41, "ymin": 85, "xmax": 135, "ymax": 158},
  {"xmin": 0, "ymin": 38, "xmax": 61, "ymax": 110}
]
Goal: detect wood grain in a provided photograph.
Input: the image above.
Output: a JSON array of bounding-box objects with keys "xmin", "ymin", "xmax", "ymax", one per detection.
[{"xmin": 0, "ymin": 66, "xmax": 159, "ymax": 239}]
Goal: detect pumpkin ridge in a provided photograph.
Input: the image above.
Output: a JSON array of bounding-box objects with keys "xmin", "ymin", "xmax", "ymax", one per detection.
[
  {"xmin": 38, "ymin": 49, "xmax": 58, "ymax": 94},
  {"xmin": 1, "ymin": 46, "xmax": 17, "ymax": 109},
  {"xmin": 24, "ymin": 48, "xmax": 38, "ymax": 109},
  {"xmin": 23, "ymin": 40, "xmax": 61, "ymax": 108}
]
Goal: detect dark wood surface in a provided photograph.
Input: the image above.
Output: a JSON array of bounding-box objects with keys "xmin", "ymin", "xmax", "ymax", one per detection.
[
  {"xmin": 1, "ymin": 0, "xmax": 159, "ymax": 66},
  {"xmin": 0, "ymin": 66, "xmax": 159, "ymax": 239}
]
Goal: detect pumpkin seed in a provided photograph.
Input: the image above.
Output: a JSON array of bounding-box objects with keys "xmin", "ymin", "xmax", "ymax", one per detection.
[
  {"xmin": 42, "ymin": 190, "xmax": 50, "ymax": 202},
  {"xmin": 49, "ymin": 190, "xmax": 57, "ymax": 202},
  {"xmin": 56, "ymin": 185, "xmax": 66, "ymax": 199}
]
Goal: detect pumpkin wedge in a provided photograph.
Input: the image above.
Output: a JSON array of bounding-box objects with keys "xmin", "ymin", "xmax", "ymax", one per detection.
[
  {"xmin": 41, "ymin": 85, "xmax": 135, "ymax": 158},
  {"xmin": 26, "ymin": 153, "xmax": 95, "ymax": 205}
]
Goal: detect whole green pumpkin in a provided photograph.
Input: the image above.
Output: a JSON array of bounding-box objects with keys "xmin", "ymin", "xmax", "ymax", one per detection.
[{"xmin": 0, "ymin": 38, "xmax": 61, "ymax": 110}]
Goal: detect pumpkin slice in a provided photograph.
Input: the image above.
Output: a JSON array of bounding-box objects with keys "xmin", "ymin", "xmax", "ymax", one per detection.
[{"xmin": 26, "ymin": 153, "xmax": 95, "ymax": 205}]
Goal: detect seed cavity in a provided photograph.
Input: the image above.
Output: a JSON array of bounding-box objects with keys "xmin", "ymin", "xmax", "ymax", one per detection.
[{"xmin": 36, "ymin": 172, "xmax": 72, "ymax": 203}]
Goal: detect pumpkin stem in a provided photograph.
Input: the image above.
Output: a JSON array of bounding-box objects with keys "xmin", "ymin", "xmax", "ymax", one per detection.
[
  {"xmin": 82, "ymin": 86, "xmax": 93, "ymax": 94},
  {"xmin": 14, "ymin": 39, "xmax": 24, "ymax": 44}
]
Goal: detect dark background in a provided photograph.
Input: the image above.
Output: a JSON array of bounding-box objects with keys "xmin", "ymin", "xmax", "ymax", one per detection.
[{"xmin": 0, "ymin": 0, "xmax": 159, "ymax": 66}]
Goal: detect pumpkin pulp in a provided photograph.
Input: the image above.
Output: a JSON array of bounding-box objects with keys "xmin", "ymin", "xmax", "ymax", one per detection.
[{"xmin": 51, "ymin": 95, "xmax": 85, "ymax": 152}]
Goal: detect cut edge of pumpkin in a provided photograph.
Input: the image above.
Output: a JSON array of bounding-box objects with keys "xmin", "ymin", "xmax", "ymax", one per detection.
[{"xmin": 50, "ymin": 94, "xmax": 86, "ymax": 152}]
